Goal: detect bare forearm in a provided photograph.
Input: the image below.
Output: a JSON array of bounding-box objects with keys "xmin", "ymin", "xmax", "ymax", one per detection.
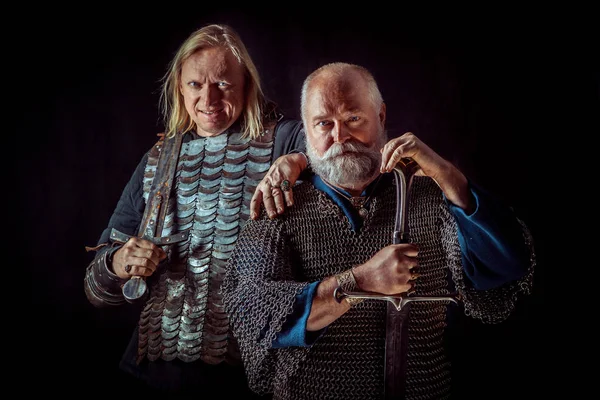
[
  {"xmin": 306, "ymin": 276, "xmax": 350, "ymax": 331},
  {"xmin": 436, "ymin": 162, "xmax": 475, "ymax": 214}
]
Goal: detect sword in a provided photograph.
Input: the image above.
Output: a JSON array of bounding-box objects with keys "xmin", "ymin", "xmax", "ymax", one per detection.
[
  {"xmin": 333, "ymin": 289, "xmax": 458, "ymax": 311},
  {"xmin": 111, "ymin": 133, "xmax": 187, "ymax": 303},
  {"xmin": 334, "ymin": 158, "xmax": 458, "ymax": 399}
]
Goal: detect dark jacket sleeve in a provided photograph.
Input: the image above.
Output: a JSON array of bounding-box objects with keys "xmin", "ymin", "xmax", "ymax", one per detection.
[
  {"xmin": 96, "ymin": 152, "xmax": 148, "ymax": 245},
  {"xmin": 272, "ymin": 119, "xmax": 306, "ymax": 160},
  {"xmin": 272, "ymin": 118, "xmax": 312, "ymax": 180},
  {"xmin": 84, "ymin": 152, "xmax": 149, "ymax": 307}
]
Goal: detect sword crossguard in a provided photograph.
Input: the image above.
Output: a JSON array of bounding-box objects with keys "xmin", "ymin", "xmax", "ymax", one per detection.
[
  {"xmin": 110, "ymin": 229, "xmax": 188, "ymax": 246},
  {"xmin": 334, "ymin": 287, "xmax": 459, "ymax": 311}
]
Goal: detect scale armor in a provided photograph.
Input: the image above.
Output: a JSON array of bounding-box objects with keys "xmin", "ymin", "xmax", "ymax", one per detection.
[{"xmin": 135, "ymin": 128, "xmax": 275, "ymax": 365}]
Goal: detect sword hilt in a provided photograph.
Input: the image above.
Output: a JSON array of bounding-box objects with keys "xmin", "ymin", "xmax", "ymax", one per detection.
[{"xmin": 110, "ymin": 228, "xmax": 188, "ymax": 303}]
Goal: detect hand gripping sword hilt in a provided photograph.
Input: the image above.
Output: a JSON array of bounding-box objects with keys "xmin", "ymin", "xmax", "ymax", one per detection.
[{"xmin": 110, "ymin": 228, "xmax": 187, "ymax": 304}]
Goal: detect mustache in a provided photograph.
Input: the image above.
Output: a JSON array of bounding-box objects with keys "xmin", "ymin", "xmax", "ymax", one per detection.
[{"xmin": 321, "ymin": 141, "xmax": 370, "ymax": 160}]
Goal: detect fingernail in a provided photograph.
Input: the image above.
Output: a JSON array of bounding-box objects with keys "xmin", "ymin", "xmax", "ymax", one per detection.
[
  {"xmin": 277, "ymin": 208, "xmax": 283, "ymax": 214},
  {"xmin": 250, "ymin": 212, "xmax": 256, "ymax": 219}
]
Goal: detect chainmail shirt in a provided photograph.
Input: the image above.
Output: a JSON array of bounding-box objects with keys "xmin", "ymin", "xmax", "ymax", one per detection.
[{"xmin": 222, "ymin": 176, "xmax": 535, "ymax": 400}]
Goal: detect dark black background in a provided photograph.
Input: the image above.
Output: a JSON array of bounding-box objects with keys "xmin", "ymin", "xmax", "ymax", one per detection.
[{"xmin": 26, "ymin": 6, "xmax": 598, "ymax": 398}]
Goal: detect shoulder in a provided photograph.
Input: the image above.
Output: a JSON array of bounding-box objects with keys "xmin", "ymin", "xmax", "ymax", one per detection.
[
  {"xmin": 150, "ymin": 131, "xmax": 195, "ymax": 156},
  {"xmin": 275, "ymin": 118, "xmax": 303, "ymax": 137},
  {"xmin": 286, "ymin": 180, "xmax": 322, "ymax": 209},
  {"xmin": 270, "ymin": 118, "xmax": 306, "ymax": 159},
  {"xmin": 147, "ymin": 133, "xmax": 165, "ymax": 157},
  {"xmin": 261, "ymin": 100, "xmax": 303, "ymax": 136}
]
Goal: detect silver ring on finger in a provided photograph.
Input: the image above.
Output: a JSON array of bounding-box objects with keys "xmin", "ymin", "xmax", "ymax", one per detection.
[{"xmin": 280, "ymin": 179, "xmax": 291, "ymax": 192}]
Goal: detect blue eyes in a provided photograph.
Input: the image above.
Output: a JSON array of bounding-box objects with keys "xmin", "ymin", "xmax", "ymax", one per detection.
[
  {"xmin": 316, "ymin": 117, "xmax": 360, "ymax": 127},
  {"xmin": 188, "ymin": 82, "xmax": 229, "ymax": 88}
]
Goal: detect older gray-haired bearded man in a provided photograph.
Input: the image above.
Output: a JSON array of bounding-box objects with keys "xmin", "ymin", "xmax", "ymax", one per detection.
[{"xmin": 223, "ymin": 62, "xmax": 535, "ymax": 400}]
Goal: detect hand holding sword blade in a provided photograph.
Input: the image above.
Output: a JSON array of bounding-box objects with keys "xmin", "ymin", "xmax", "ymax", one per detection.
[{"xmin": 334, "ymin": 158, "xmax": 460, "ymax": 308}]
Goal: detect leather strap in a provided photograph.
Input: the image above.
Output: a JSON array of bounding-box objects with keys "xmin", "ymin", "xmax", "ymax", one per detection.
[
  {"xmin": 111, "ymin": 132, "xmax": 187, "ymax": 303},
  {"xmin": 139, "ymin": 132, "xmax": 184, "ymax": 240}
]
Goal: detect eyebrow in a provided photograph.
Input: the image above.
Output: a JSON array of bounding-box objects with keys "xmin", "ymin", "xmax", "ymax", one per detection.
[
  {"xmin": 310, "ymin": 113, "xmax": 329, "ymax": 122},
  {"xmin": 311, "ymin": 106, "xmax": 363, "ymax": 122}
]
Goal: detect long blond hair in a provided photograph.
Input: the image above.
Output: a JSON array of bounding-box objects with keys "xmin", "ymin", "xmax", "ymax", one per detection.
[{"xmin": 160, "ymin": 24, "xmax": 267, "ymax": 139}]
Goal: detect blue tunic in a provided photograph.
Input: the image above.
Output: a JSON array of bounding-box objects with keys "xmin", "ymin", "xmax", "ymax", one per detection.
[{"xmin": 273, "ymin": 172, "xmax": 531, "ymax": 348}]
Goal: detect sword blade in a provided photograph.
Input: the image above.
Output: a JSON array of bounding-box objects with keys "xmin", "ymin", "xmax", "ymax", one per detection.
[{"xmin": 384, "ymin": 161, "xmax": 416, "ymax": 400}]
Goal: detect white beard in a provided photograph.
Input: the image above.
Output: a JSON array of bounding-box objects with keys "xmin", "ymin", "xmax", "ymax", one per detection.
[{"xmin": 307, "ymin": 129, "xmax": 387, "ymax": 189}]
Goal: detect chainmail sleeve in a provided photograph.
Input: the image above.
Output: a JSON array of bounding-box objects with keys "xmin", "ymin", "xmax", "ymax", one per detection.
[
  {"xmin": 441, "ymin": 204, "xmax": 536, "ymax": 324},
  {"xmin": 222, "ymin": 213, "xmax": 311, "ymax": 395}
]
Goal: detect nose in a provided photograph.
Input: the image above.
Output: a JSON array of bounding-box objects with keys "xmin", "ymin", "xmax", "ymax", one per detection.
[
  {"xmin": 332, "ymin": 122, "xmax": 350, "ymax": 143},
  {"xmin": 200, "ymin": 84, "xmax": 221, "ymax": 109}
]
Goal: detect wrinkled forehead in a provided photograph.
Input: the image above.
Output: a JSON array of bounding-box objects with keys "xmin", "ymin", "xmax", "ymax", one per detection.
[{"xmin": 307, "ymin": 76, "xmax": 369, "ymax": 116}]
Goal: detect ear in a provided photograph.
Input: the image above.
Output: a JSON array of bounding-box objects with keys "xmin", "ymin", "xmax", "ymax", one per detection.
[{"xmin": 379, "ymin": 102, "xmax": 387, "ymax": 127}]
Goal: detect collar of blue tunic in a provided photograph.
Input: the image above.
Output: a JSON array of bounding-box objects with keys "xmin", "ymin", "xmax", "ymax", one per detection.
[{"xmin": 310, "ymin": 172, "xmax": 395, "ymax": 231}]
